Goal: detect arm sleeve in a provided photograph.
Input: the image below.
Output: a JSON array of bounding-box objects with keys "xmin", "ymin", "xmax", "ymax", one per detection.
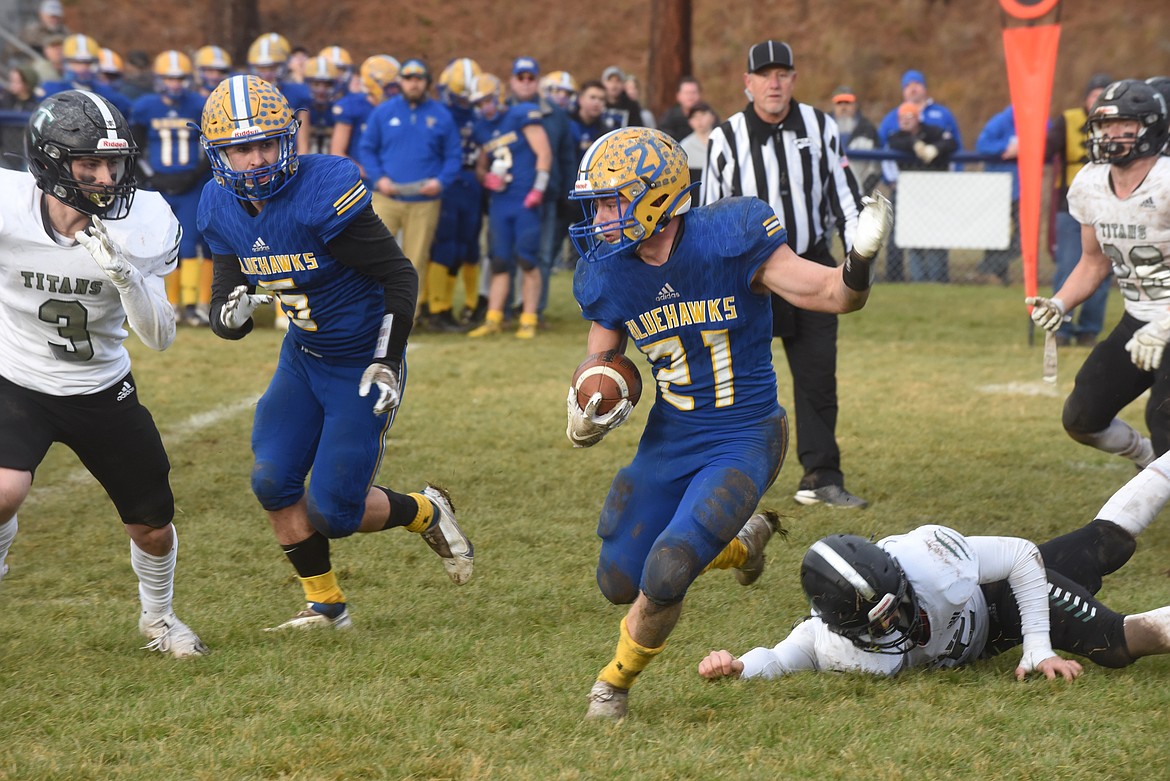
[
  {"xmin": 738, "ymin": 621, "xmax": 822, "ymax": 679},
  {"xmin": 970, "ymin": 536, "xmax": 1055, "ymax": 663},
  {"xmin": 327, "ymin": 204, "xmax": 417, "ymax": 367},
  {"xmin": 112, "ymin": 266, "xmax": 177, "ymax": 351},
  {"xmin": 208, "ymin": 253, "xmax": 252, "ymax": 340}
]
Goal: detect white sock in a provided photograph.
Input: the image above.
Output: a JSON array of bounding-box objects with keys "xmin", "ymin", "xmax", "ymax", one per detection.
[
  {"xmin": 1124, "ymin": 605, "xmax": 1170, "ymax": 655},
  {"xmin": 1098, "ymin": 450, "xmax": 1170, "ymax": 538},
  {"xmin": 1085, "ymin": 419, "xmax": 1154, "ymax": 467},
  {"xmin": 0, "ymin": 515, "xmax": 16, "ymax": 577},
  {"xmin": 131, "ymin": 527, "xmax": 177, "ymax": 618}
]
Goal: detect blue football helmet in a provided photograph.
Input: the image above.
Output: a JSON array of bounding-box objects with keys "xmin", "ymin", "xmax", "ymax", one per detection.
[{"xmin": 199, "ymin": 74, "xmax": 299, "ymax": 201}]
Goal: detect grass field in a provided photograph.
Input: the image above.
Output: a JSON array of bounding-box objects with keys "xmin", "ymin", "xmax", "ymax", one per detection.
[{"xmin": 2, "ymin": 274, "xmax": 1167, "ymax": 781}]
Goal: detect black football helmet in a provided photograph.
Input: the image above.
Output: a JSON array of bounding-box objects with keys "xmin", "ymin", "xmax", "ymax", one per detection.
[
  {"xmin": 26, "ymin": 89, "xmax": 139, "ymax": 219},
  {"xmin": 800, "ymin": 534, "xmax": 919, "ymax": 653},
  {"xmin": 1087, "ymin": 79, "xmax": 1169, "ymax": 165}
]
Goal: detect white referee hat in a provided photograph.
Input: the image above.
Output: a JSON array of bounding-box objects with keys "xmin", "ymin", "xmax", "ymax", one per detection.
[{"xmin": 747, "ymin": 40, "xmax": 794, "ymax": 72}]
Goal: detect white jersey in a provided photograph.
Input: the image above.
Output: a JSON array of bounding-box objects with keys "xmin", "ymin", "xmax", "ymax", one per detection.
[
  {"xmin": 1068, "ymin": 155, "xmax": 1170, "ymax": 321},
  {"xmin": 738, "ymin": 525, "xmax": 1053, "ymax": 680},
  {"xmin": 0, "ymin": 169, "xmax": 179, "ymax": 395}
]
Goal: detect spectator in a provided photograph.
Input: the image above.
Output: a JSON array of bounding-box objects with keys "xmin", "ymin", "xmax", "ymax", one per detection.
[
  {"xmin": 973, "ymin": 104, "xmax": 1020, "ymax": 286},
  {"xmin": 830, "ymin": 85, "xmax": 881, "ymax": 194},
  {"xmin": 359, "ymin": 58, "xmax": 462, "ymax": 317},
  {"xmin": 28, "ymin": 33, "xmax": 64, "ymax": 87},
  {"xmin": 1045, "ymin": 73, "xmax": 1114, "ymax": 346},
  {"xmin": 600, "ymin": 65, "xmax": 643, "ymax": 130},
  {"xmin": 657, "ymin": 76, "xmax": 702, "ymax": 141},
  {"xmin": 878, "ymin": 70, "xmax": 963, "ymax": 282},
  {"xmin": 19, "ymin": 0, "xmax": 68, "ymax": 55},
  {"xmin": 570, "ymin": 79, "xmax": 608, "ymax": 157},
  {"xmin": 678, "ymin": 101, "xmax": 717, "ymax": 204},
  {"xmin": 704, "ymin": 39, "xmax": 872, "ymax": 509},
  {"xmin": 886, "ymin": 101, "xmax": 958, "ymax": 282},
  {"xmin": 1, "ymin": 64, "xmax": 40, "ymax": 112},
  {"xmin": 623, "ymin": 74, "xmax": 656, "ymax": 128}
]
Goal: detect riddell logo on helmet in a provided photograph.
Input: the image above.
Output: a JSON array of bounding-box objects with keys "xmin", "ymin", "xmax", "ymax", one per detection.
[
  {"xmin": 96, "ymin": 138, "xmax": 128, "ymax": 149},
  {"xmin": 231, "ymin": 126, "xmax": 263, "ymax": 139},
  {"xmin": 574, "ymin": 180, "xmax": 593, "ymax": 192}
]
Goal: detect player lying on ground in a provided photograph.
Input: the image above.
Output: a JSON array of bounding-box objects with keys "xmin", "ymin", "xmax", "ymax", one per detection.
[{"xmin": 698, "ymin": 451, "xmax": 1170, "ymax": 682}]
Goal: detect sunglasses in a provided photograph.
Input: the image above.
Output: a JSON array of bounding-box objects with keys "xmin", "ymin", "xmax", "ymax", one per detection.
[{"xmin": 514, "ymin": 73, "xmax": 537, "ymax": 82}]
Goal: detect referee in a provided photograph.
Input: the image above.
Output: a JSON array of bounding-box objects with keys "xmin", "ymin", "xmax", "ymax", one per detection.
[{"xmin": 702, "ymin": 39, "xmax": 868, "ymax": 509}]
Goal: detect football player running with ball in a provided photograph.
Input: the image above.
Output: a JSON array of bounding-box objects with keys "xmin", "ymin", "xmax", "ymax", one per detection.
[
  {"xmin": 566, "ymin": 126, "xmax": 891, "ymax": 720},
  {"xmin": 0, "ymin": 90, "xmax": 207, "ymax": 658},
  {"xmin": 196, "ymin": 75, "xmax": 473, "ymax": 631},
  {"xmin": 698, "ymin": 452, "xmax": 1170, "ymax": 684},
  {"xmin": 1027, "ymin": 79, "xmax": 1170, "ymax": 467}
]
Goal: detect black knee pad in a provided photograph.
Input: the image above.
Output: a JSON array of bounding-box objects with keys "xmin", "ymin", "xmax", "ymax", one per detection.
[
  {"xmin": 641, "ymin": 543, "xmax": 700, "ymax": 606},
  {"xmin": 596, "ymin": 562, "xmax": 638, "ymax": 605}
]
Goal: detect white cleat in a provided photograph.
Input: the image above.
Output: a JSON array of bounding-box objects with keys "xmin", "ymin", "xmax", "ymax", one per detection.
[
  {"xmin": 585, "ymin": 680, "xmax": 629, "ymax": 721},
  {"xmin": 420, "ymin": 485, "xmax": 474, "ymax": 585},
  {"xmin": 139, "ymin": 611, "xmax": 210, "ymax": 658},
  {"xmin": 264, "ymin": 604, "xmax": 352, "ymax": 632}
]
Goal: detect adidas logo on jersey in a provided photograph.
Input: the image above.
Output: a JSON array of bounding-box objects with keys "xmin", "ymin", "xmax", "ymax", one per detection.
[
  {"xmin": 116, "ymin": 380, "xmax": 135, "ymax": 402},
  {"xmin": 252, "ymin": 237, "xmax": 271, "ymax": 253},
  {"xmin": 655, "ymin": 283, "xmax": 681, "ymax": 302},
  {"xmin": 1140, "ymin": 196, "xmax": 1156, "ymax": 210}
]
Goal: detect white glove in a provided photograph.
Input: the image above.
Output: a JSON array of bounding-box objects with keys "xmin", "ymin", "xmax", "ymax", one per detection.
[
  {"xmin": 359, "ymin": 362, "xmax": 401, "ymax": 415},
  {"xmin": 1125, "ymin": 317, "xmax": 1170, "ymax": 372},
  {"xmin": 913, "ymin": 139, "xmax": 939, "ymax": 163},
  {"xmin": 565, "ymin": 387, "xmax": 632, "ymax": 448},
  {"xmin": 75, "ymin": 216, "xmax": 136, "ymax": 287},
  {"xmin": 1025, "ymin": 296, "xmax": 1066, "ymax": 333},
  {"xmin": 851, "ymin": 191, "xmax": 893, "ymax": 259},
  {"xmin": 220, "ymin": 285, "xmax": 274, "ymax": 329}
]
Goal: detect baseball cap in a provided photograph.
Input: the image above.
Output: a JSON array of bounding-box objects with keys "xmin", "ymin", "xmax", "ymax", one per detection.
[
  {"xmin": 400, "ymin": 58, "xmax": 429, "ymax": 79},
  {"xmin": 901, "ymin": 69, "xmax": 926, "ymax": 89},
  {"xmin": 831, "ymin": 85, "xmax": 856, "ymax": 104},
  {"xmin": 602, "ymin": 65, "xmax": 625, "ymax": 82},
  {"xmin": 1085, "ymin": 72, "xmax": 1113, "ymax": 95},
  {"xmin": 40, "ymin": 0, "xmax": 63, "ymax": 16},
  {"xmin": 512, "ymin": 57, "xmax": 539, "ymax": 76},
  {"xmin": 897, "ymin": 101, "xmax": 920, "ymax": 117},
  {"xmin": 747, "ymin": 40, "xmax": 794, "ymax": 72}
]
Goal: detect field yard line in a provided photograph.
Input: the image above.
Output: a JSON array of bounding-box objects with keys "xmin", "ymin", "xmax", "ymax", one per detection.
[{"xmin": 42, "ymin": 395, "xmax": 261, "ymax": 492}]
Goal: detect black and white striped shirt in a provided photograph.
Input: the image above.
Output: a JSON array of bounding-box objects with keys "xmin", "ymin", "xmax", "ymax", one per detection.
[{"xmin": 702, "ymin": 101, "xmax": 862, "ymax": 258}]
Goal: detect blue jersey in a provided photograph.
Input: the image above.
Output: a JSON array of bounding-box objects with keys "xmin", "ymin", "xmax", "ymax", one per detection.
[
  {"xmin": 448, "ymin": 102, "xmax": 481, "ymax": 183},
  {"xmin": 307, "ymin": 98, "xmax": 338, "ymax": 155},
  {"xmin": 333, "ymin": 92, "xmax": 375, "ymax": 162},
  {"xmin": 41, "ymin": 78, "xmax": 132, "ymax": 117},
  {"xmin": 278, "ymin": 80, "xmax": 312, "ymax": 114},
  {"xmin": 574, "ymin": 197, "xmax": 786, "ymax": 428},
  {"xmin": 197, "ymin": 155, "xmax": 378, "ymax": 361},
  {"xmin": 474, "ymin": 101, "xmax": 543, "ymax": 202},
  {"xmin": 130, "ymin": 90, "xmax": 207, "ymax": 175}
]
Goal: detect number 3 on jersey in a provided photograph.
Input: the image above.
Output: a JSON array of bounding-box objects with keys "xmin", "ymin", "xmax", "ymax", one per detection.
[{"xmin": 643, "ymin": 329, "xmax": 733, "ymax": 410}]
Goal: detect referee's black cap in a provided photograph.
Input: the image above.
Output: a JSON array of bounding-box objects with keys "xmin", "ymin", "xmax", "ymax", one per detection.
[{"xmin": 747, "ymin": 40, "xmax": 794, "ymax": 72}]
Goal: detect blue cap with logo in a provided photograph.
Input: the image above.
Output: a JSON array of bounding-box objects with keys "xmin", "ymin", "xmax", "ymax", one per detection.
[
  {"xmin": 512, "ymin": 57, "xmax": 539, "ymax": 76},
  {"xmin": 901, "ymin": 69, "xmax": 926, "ymax": 89}
]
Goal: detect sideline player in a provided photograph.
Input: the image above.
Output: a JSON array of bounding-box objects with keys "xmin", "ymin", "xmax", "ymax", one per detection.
[
  {"xmin": 567, "ymin": 126, "xmax": 891, "ymax": 719},
  {"xmin": 0, "ymin": 90, "xmax": 207, "ymax": 657},
  {"xmin": 698, "ymin": 452, "xmax": 1170, "ymax": 683},
  {"xmin": 196, "ymin": 75, "xmax": 473, "ymax": 630},
  {"xmin": 1027, "ymin": 79, "xmax": 1170, "ymax": 466}
]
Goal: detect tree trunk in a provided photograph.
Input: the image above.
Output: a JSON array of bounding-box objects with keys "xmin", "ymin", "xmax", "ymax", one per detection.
[{"xmin": 647, "ymin": 0, "xmax": 692, "ymax": 118}]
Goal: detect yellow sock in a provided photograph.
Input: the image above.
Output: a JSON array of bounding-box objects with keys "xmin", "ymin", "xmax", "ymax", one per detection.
[
  {"xmin": 404, "ymin": 492, "xmax": 434, "ymax": 533},
  {"xmin": 445, "ymin": 271, "xmax": 458, "ymax": 310},
  {"xmin": 178, "ymin": 258, "xmax": 201, "ymax": 306},
  {"xmin": 519, "ymin": 312, "xmax": 538, "ymax": 328},
  {"xmin": 165, "ymin": 271, "xmax": 180, "ymax": 309},
  {"xmin": 427, "ymin": 263, "xmax": 453, "ymax": 315},
  {"xmin": 462, "ymin": 264, "xmax": 479, "ymax": 309},
  {"xmin": 197, "ymin": 256, "xmax": 213, "ymax": 307},
  {"xmin": 597, "ymin": 617, "xmax": 666, "ymax": 690},
  {"xmin": 701, "ymin": 538, "xmax": 748, "ymax": 574},
  {"xmin": 299, "ymin": 570, "xmax": 346, "ymax": 605}
]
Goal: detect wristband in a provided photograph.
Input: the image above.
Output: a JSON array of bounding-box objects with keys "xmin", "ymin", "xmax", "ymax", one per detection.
[
  {"xmin": 533, "ymin": 169, "xmax": 550, "ymax": 192},
  {"xmin": 843, "ymin": 249, "xmax": 873, "ymax": 292}
]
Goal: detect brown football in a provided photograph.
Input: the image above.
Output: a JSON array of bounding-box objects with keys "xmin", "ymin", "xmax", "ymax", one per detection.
[{"xmin": 572, "ymin": 350, "xmax": 643, "ymax": 415}]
